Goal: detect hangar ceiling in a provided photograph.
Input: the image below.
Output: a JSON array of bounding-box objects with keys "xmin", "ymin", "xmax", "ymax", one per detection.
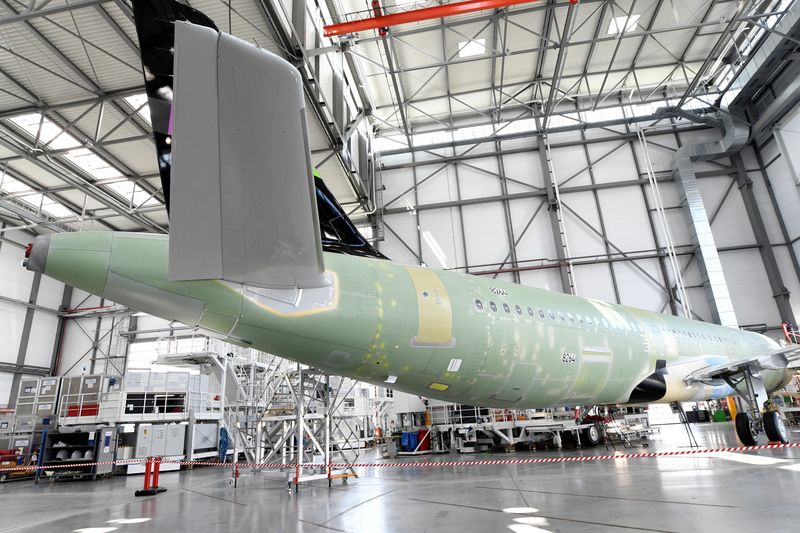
[{"xmin": 0, "ymin": 0, "xmax": 793, "ymax": 238}]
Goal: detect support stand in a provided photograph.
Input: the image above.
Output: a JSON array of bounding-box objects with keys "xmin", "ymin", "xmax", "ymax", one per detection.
[{"xmin": 670, "ymin": 402, "xmax": 699, "ymax": 448}]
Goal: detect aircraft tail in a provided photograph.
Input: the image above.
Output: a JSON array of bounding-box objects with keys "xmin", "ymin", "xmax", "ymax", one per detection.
[{"xmin": 132, "ymin": 0, "xmax": 386, "ymax": 286}]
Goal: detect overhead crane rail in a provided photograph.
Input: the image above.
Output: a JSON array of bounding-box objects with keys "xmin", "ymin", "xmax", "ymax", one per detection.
[{"xmin": 323, "ymin": 0, "xmax": 579, "ymax": 38}]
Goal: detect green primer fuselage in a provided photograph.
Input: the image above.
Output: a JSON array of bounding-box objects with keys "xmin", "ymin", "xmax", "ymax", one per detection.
[{"xmin": 37, "ymin": 231, "xmax": 790, "ymax": 408}]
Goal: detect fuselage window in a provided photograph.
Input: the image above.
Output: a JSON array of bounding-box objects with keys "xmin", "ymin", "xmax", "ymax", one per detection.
[
  {"xmin": 577, "ymin": 315, "xmax": 584, "ymax": 324},
  {"xmin": 515, "ymin": 305, "xmax": 523, "ymax": 315},
  {"xmin": 490, "ymin": 301, "xmax": 497, "ymax": 312},
  {"xmin": 594, "ymin": 317, "xmax": 601, "ymax": 328},
  {"xmin": 475, "ymin": 299, "xmax": 484, "ymax": 311},
  {"xmin": 548, "ymin": 310, "xmax": 555, "ymax": 320},
  {"xmin": 527, "ymin": 307, "xmax": 534, "ymax": 317},
  {"xmin": 602, "ymin": 319, "xmax": 610, "ymax": 329},
  {"xmin": 503, "ymin": 303, "xmax": 511, "ymax": 313},
  {"xmin": 567, "ymin": 313, "xmax": 575, "ymax": 322},
  {"xmin": 538, "ymin": 309, "xmax": 545, "ymax": 319},
  {"xmin": 558, "ymin": 311, "xmax": 566, "ymax": 321}
]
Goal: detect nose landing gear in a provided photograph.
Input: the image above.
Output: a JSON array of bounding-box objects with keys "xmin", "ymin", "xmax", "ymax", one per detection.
[{"xmin": 725, "ymin": 367, "xmax": 789, "ymax": 446}]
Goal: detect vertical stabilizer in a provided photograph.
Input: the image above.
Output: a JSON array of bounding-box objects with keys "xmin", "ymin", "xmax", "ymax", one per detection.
[{"xmin": 168, "ymin": 21, "xmax": 325, "ymax": 289}]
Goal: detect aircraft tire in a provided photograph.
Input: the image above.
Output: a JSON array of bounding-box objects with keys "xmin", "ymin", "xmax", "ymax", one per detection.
[
  {"xmin": 763, "ymin": 411, "xmax": 789, "ymax": 444},
  {"xmin": 735, "ymin": 412, "xmax": 759, "ymax": 446},
  {"xmin": 581, "ymin": 424, "xmax": 601, "ymax": 447}
]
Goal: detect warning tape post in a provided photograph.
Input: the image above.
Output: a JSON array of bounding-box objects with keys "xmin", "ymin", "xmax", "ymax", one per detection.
[{"xmin": 2, "ymin": 442, "xmax": 798, "ymax": 473}]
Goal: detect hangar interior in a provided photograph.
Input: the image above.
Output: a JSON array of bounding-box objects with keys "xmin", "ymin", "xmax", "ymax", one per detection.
[{"xmin": 1, "ymin": 0, "xmax": 800, "ymax": 531}]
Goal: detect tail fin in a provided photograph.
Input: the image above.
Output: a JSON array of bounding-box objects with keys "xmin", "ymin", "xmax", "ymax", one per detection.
[{"xmin": 133, "ymin": 0, "xmax": 387, "ymax": 273}]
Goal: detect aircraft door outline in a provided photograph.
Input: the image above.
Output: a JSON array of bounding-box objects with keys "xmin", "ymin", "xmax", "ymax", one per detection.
[{"xmin": 405, "ymin": 267, "xmax": 455, "ymax": 348}]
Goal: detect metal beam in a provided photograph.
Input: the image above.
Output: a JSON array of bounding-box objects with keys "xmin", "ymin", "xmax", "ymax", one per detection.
[
  {"xmin": 0, "ymin": 0, "xmax": 113, "ymax": 28},
  {"xmin": 8, "ymin": 272, "xmax": 41, "ymax": 408},
  {"xmin": 731, "ymin": 152, "xmax": 795, "ymax": 323}
]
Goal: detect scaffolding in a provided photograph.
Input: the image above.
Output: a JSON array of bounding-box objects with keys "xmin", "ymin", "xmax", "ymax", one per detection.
[
  {"xmin": 154, "ymin": 334, "xmax": 368, "ymax": 489},
  {"xmin": 422, "ymin": 404, "xmax": 596, "ymax": 452},
  {"xmin": 255, "ymin": 367, "xmax": 363, "ymax": 489}
]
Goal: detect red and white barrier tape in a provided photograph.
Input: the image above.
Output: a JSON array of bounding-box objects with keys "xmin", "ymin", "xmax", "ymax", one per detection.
[{"xmin": 3, "ymin": 442, "xmax": 798, "ymax": 473}]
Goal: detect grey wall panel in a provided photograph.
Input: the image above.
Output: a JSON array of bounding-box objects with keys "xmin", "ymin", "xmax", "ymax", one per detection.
[
  {"xmin": 561, "ymin": 191, "xmax": 607, "ymax": 256},
  {"xmin": 720, "ymin": 249, "xmax": 782, "ymax": 327},
  {"xmin": 382, "ymin": 213, "xmax": 423, "ymax": 266},
  {"xmin": 613, "ymin": 260, "xmax": 668, "ymax": 311},
  {"xmin": 460, "ymin": 203, "xmax": 510, "ymax": 266},
  {"xmin": 595, "ymin": 188, "xmax": 656, "ymax": 251},
  {"xmin": 457, "ymin": 160, "xmax": 503, "ymax": 200},
  {"xmin": 697, "ymin": 176, "xmax": 757, "ymax": 249},
  {"xmin": 25, "ymin": 313, "xmax": 59, "ymax": 368},
  {"xmin": 499, "ymin": 150, "xmax": 545, "ymax": 191},
  {"xmin": 0, "ymin": 301, "xmax": 24, "ymax": 365},
  {"xmin": 416, "ymin": 167, "xmax": 461, "ymax": 206},
  {"xmin": 573, "ymin": 263, "xmax": 616, "ymax": 303},
  {"xmin": 418, "ymin": 209, "xmax": 465, "ymax": 270},
  {"xmin": 550, "ymin": 145, "xmax": 593, "ymax": 187},
  {"xmin": 748, "ymin": 170, "xmax": 788, "ymax": 244},
  {"xmin": 585, "ymin": 141, "xmax": 638, "ymax": 185}
]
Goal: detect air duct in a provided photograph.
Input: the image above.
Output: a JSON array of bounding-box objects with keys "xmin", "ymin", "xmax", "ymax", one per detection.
[{"xmin": 670, "ymin": 113, "xmax": 749, "ymax": 327}]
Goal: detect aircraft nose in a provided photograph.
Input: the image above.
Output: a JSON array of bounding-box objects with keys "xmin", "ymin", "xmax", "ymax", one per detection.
[{"xmin": 23, "ymin": 234, "xmax": 50, "ymax": 273}]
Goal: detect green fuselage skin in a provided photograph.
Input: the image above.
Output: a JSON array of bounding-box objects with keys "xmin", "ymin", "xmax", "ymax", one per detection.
[{"xmin": 36, "ymin": 231, "xmax": 790, "ymax": 408}]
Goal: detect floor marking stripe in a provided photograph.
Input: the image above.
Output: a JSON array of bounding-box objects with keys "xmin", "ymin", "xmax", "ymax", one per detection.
[{"xmin": 3, "ymin": 443, "xmax": 799, "ymax": 472}]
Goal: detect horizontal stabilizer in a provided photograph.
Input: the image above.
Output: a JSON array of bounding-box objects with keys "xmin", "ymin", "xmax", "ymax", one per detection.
[{"xmin": 170, "ymin": 21, "xmax": 325, "ymax": 289}]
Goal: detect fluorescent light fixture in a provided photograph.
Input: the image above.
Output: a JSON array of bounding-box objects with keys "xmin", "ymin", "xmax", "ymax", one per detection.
[
  {"xmin": 458, "ymin": 38, "xmax": 485, "ymax": 58},
  {"xmin": 385, "ymin": 375, "xmax": 397, "ymax": 384},
  {"xmin": 421, "ymin": 229, "xmax": 448, "ymax": 269},
  {"xmin": 607, "ymin": 14, "xmax": 639, "ymax": 35},
  {"xmin": 447, "ymin": 358, "xmax": 462, "ymax": 372}
]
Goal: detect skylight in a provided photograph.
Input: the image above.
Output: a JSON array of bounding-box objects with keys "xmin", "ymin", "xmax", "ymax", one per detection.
[
  {"xmin": 124, "ymin": 94, "xmax": 152, "ymax": 125},
  {"xmin": 7, "ymin": 112, "xmax": 159, "ymax": 209},
  {"xmin": 458, "ymin": 38, "xmax": 485, "ymax": 58},
  {"xmin": 0, "ymin": 175, "xmax": 73, "ymax": 219},
  {"xmin": 607, "ymin": 15, "xmax": 639, "ymax": 35}
]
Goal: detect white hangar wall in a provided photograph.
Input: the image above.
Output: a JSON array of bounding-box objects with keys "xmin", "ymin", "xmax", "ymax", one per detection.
[
  {"xmin": 0, "ymin": 228, "xmax": 67, "ymax": 408},
  {"xmin": 377, "ymin": 116, "xmax": 800, "ymax": 337}
]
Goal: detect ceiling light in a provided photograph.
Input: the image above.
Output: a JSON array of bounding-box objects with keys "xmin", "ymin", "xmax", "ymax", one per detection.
[
  {"xmin": 458, "ymin": 38, "xmax": 485, "ymax": 58},
  {"xmin": 607, "ymin": 14, "xmax": 639, "ymax": 35}
]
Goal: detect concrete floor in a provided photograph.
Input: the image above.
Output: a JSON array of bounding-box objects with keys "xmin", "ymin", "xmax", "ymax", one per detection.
[{"xmin": 2, "ymin": 422, "xmax": 799, "ymax": 533}]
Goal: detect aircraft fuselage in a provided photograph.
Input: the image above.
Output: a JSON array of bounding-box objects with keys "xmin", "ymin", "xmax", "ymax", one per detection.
[{"xmin": 27, "ymin": 231, "xmax": 791, "ymax": 408}]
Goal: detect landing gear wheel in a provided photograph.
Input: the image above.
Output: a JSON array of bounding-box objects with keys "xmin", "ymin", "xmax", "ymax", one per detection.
[
  {"xmin": 581, "ymin": 424, "xmax": 601, "ymax": 447},
  {"xmin": 763, "ymin": 411, "xmax": 789, "ymax": 444},
  {"xmin": 735, "ymin": 412, "xmax": 759, "ymax": 446}
]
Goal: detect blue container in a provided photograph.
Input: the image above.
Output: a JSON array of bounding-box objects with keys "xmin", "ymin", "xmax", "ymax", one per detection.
[
  {"xmin": 401, "ymin": 432, "xmax": 410, "ymax": 451},
  {"xmin": 407, "ymin": 432, "xmax": 419, "ymax": 452}
]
